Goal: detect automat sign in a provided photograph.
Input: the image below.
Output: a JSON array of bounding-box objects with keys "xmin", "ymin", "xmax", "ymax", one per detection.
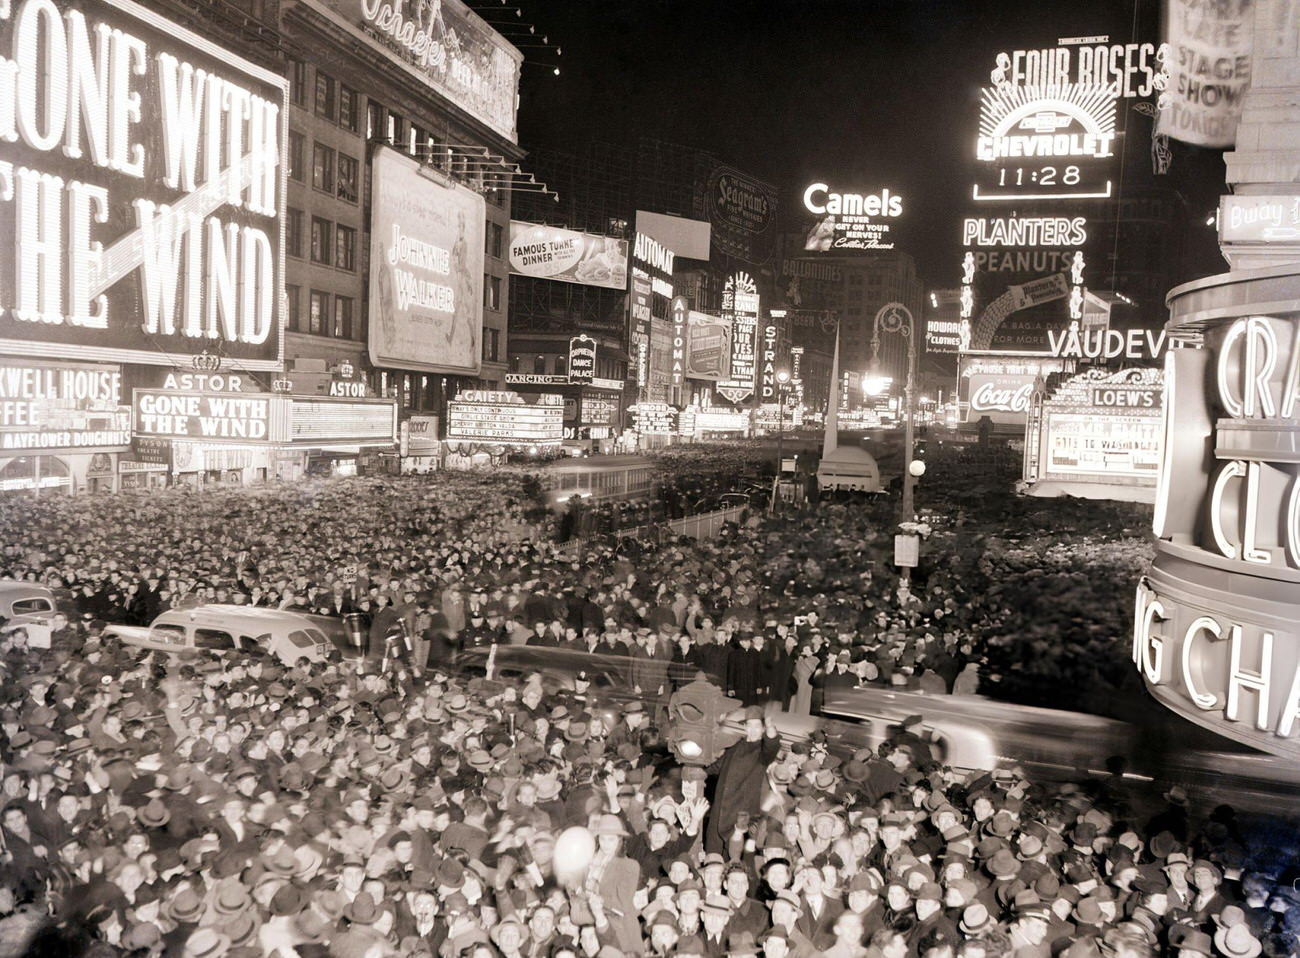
[{"xmin": 0, "ymin": 0, "xmax": 287, "ymax": 370}]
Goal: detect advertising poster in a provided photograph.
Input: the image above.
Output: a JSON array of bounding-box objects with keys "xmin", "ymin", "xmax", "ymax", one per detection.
[
  {"xmin": 961, "ymin": 354, "xmax": 1068, "ymax": 425},
  {"xmin": 0, "ymin": 362, "xmax": 131, "ymax": 451},
  {"xmin": 717, "ymin": 273, "xmax": 760, "ymax": 405},
  {"xmin": 1157, "ymin": 0, "xmax": 1255, "ymax": 148},
  {"xmin": 369, "ymin": 148, "xmax": 485, "ymax": 376},
  {"xmin": 508, "ymin": 223, "xmax": 628, "ymax": 290},
  {"xmin": 685, "ymin": 312, "xmax": 731, "ymax": 381},
  {"xmin": 0, "ymin": 0, "xmax": 287, "ymax": 370},
  {"xmin": 314, "ymin": 0, "xmax": 521, "ymax": 143}
]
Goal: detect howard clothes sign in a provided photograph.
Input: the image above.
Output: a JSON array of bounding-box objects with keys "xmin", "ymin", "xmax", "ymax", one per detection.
[{"xmin": 0, "ymin": 0, "xmax": 288, "ymax": 370}]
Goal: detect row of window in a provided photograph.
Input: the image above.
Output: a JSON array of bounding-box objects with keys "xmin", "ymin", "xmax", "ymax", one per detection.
[
  {"xmin": 286, "ymin": 286, "xmax": 355, "ymax": 340},
  {"xmin": 285, "ymin": 287, "xmax": 506, "ymax": 356},
  {"xmin": 286, "ymin": 59, "xmax": 508, "ymax": 210},
  {"xmin": 289, "ymin": 60, "xmax": 361, "ymax": 134},
  {"xmin": 286, "ymin": 211, "xmax": 357, "ymax": 271},
  {"xmin": 288, "ymin": 134, "xmax": 360, "ymax": 203}
]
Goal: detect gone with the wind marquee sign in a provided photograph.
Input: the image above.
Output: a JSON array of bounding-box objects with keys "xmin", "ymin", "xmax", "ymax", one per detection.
[{"xmin": 0, "ymin": 0, "xmax": 288, "ymax": 370}]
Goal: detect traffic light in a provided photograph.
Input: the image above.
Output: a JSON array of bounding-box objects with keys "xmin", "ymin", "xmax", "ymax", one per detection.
[{"xmin": 666, "ymin": 672, "xmax": 743, "ymax": 766}]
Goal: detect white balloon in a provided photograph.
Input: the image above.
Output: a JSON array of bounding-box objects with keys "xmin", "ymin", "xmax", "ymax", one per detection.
[{"xmin": 553, "ymin": 826, "xmax": 595, "ymax": 882}]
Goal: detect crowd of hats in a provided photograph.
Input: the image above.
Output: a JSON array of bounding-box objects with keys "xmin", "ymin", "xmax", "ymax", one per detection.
[{"xmin": 0, "ymin": 457, "xmax": 1298, "ymax": 958}]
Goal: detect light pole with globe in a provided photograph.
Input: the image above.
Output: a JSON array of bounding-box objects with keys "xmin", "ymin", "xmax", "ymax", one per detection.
[
  {"xmin": 773, "ymin": 369, "xmax": 791, "ymax": 512},
  {"xmin": 866, "ymin": 302, "xmax": 921, "ymax": 520}
]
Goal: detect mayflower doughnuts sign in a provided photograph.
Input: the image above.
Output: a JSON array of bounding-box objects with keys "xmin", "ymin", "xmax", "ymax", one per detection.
[{"xmin": 508, "ymin": 222, "xmax": 628, "ymax": 290}]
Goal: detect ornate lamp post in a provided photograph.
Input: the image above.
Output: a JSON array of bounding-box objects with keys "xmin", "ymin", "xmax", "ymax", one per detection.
[
  {"xmin": 772, "ymin": 369, "xmax": 791, "ymax": 513},
  {"xmin": 868, "ymin": 303, "xmax": 919, "ymax": 519}
]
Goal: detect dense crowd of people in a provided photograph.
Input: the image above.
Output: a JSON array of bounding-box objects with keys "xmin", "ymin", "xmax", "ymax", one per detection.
[{"xmin": 0, "ymin": 456, "xmax": 1298, "ymax": 958}]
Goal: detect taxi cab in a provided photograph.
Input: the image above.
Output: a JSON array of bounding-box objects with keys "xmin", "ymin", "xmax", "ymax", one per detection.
[
  {"xmin": 107, "ymin": 605, "xmax": 336, "ymax": 667},
  {"xmin": 0, "ymin": 580, "xmax": 59, "ymax": 625}
]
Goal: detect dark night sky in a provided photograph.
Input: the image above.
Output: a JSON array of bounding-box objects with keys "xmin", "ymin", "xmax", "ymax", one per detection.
[{"xmin": 507, "ymin": 0, "xmax": 1229, "ymax": 285}]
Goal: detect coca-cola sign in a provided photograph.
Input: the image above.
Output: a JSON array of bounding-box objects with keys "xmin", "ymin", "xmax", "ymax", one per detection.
[
  {"xmin": 971, "ymin": 381, "xmax": 1033, "ymax": 413},
  {"xmin": 965, "ymin": 372, "xmax": 1041, "ymax": 424}
]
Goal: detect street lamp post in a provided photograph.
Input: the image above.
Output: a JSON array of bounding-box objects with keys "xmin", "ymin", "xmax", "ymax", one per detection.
[
  {"xmin": 772, "ymin": 369, "xmax": 791, "ymax": 513},
  {"xmin": 869, "ymin": 303, "xmax": 919, "ymax": 519}
]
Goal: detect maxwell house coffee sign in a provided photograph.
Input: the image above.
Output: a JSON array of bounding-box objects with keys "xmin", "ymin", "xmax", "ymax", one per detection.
[
  {"xmin": 0, "ymin": 0, "xmax": 287, "ymax": 370},
  {"xmin": 1136, "ymin": 271, "xmax": 1300, "ymax": 761}
]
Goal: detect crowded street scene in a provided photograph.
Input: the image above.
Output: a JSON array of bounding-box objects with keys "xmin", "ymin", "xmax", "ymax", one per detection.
[{"xmin": 2, "ymin": 0, "xmax": 1299, "ymax": 954}]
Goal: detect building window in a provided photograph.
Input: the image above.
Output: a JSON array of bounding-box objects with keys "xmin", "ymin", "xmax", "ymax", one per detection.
[
  {"xmin": 310, "ymin": 217, "xmax": 331, "ymax": 264},
  {"xmin": 484, "ymin": 275, "xmax": 501, "ymax": 311},
  {"xmin": 337, "ymin": 153, "xmax": 358, "ymax": 203},
  {"xmin": 483, "ymin": 328, "xmax": 500, "ymax": 363},
  {"xmin": 367, "ymin": 101, "xmax": 384, "ymax": 141},
  {"xmin": 309, "ymin": 291, "xmax": 328, "ymax": 335},
  {"xmin": 333, "ymin": 296, "xmax": 353, "ymax": 339},
  {"xmin": 554, "ymin": 355, "xmax": 566, "ymax": 376},
  {"xmin": 286, "ymin": 208, "xmax": 304, "ymax": 258},
  {"xmin": 430, "ymin": 136, "xmax": 447, "ymax": 169},
  {"xmin": 387, "ymin": 113, "xmax": 404, "ymax": 145},
  {"xmin": 286, "ymin": 284, "xmax": 301, "ymax": 332},
  {"xmin": 288, "ymin": 131, "xmax": 304, "ymax": 182},
  {"xmin": 487, "ymin": 222, "xmax": 504, "ymax": 259},
  {"xmin": 314, "ymin": 73, "xmax": 334, "ymax": 119},
  {"xmin": 408, "ymin": 125, "xmax": 421, "ymax": 157},
  {"xmin": 533, "ymin": 355, "xmax": 546, "ymax": 374},
  {"xmin": 312, "ymin": 143, "xmax": 334, "ymax": 193},
  {"xmin": 338, "ymin": 86, "xmax": 358, "ymax": 132},
  {"xmin": 288, "ymin": 59, "xmax": 307, "ymax": 106},
  {"xmin": 335, "ymin": 225, "xmax": 356, "ymax": 272}
]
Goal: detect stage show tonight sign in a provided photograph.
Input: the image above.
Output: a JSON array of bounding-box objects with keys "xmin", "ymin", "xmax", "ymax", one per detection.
[
  {"xmin": 0, "ymin": 0, "xmax": 287, "ymax": 370},
  {"xmin": 1136, "ymin": 266, "xmax": 1300, "ymax": 761}
]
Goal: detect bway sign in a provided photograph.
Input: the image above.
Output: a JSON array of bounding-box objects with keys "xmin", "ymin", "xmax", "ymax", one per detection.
[
  {"xmin": 1219, "ymin": 195, "xmax": 1300, "ymax": 245},
  {"xmin": 508, "ymin": 223, "xmax": 628, "ymax": 290},
  {"xmin": 369, "ymin": 148, "xmax": 484, "ymax": 376},
  {"xmin": 0, "ymin": 0, "xmax": 287, "ymax": 370},
  {"xmin": 319, "ymin": 0, "xmax": 521, "ymax": 143},
  {"xmin": 0, "ymin": 362, "xmax": 130, "ymax": 451}
]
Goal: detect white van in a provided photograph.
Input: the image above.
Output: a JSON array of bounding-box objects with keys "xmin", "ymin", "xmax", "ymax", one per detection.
[{"xmin": 107, "ymin": 605, "xmax": 336, "ymax": 667}]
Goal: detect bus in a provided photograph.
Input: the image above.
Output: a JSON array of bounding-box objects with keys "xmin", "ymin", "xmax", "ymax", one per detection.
[{"xmin": 541, "ymin": 455, "xmax": 661, "ymax": 510}]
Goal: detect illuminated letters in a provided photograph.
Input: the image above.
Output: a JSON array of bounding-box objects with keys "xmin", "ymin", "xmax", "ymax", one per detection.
[{"xmin": 803, "ymin": 183, "xmax": 903, "ymax": 217}]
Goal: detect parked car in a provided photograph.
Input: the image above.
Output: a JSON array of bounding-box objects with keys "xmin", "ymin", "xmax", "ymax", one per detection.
[
  {"xmin": 106, "ymin": 605, "xmax": 337, "ymax": 667},
  {"xmin": 0, "ymin": 580, "xmax": 59, "ymax": 625}
]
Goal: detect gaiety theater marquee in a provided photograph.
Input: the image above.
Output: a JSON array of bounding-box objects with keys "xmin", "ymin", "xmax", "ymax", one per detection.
[{"xmin": 1135, "ymin": 266, "xmax": 1300, "ymax": 761}]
